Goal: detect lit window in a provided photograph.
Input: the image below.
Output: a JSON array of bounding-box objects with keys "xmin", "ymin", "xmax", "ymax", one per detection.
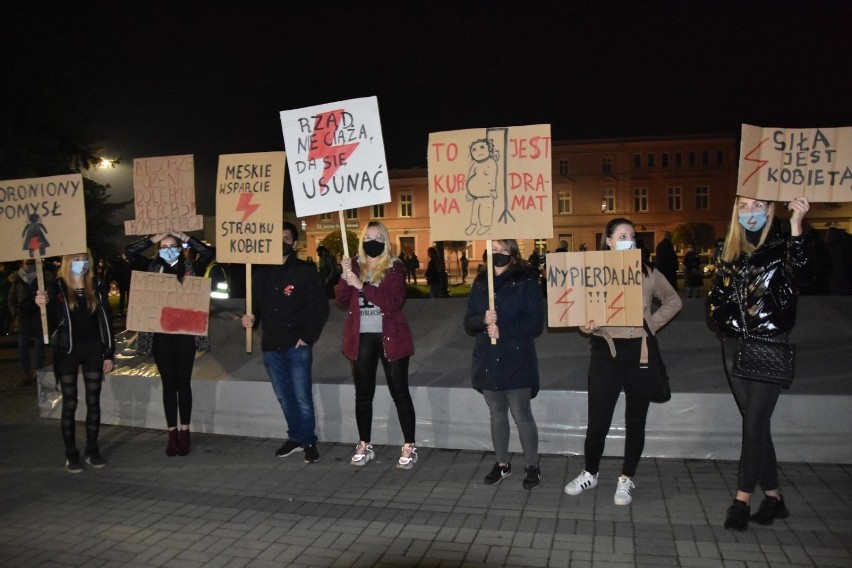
[{"xmin": 602, "ymin": 187, "xmax": 615, "ymax": 212}]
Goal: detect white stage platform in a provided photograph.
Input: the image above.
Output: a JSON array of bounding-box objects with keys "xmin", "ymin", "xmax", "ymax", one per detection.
[{"xmin": 41, "ymin": 297, "xmax": 852, "ymax": 463}]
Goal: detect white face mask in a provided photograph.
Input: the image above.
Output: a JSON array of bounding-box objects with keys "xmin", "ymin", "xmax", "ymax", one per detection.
[
  {"xmin": 71, "ymin": 260, "xmax": 90, "ymax": 275},
  {"xmin": 613, "ymin": 240, "xmax": 635, "ymax": 251}
]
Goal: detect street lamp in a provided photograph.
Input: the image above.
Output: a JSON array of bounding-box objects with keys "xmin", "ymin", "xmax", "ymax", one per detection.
[{"xmin": 96, "ymin": 158, "xmax": 116, "ymax": 169}]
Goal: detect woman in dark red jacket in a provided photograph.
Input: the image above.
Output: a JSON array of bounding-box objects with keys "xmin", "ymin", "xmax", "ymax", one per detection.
[{"xmin": 335, "ymin": 221, "xmax": 417, "ymax": 470}]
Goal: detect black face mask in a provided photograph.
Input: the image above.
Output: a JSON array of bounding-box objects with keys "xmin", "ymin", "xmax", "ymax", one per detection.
[
  {"xmin": 363, "ymin": 241, "xmax": 385, "ymax": 258},
  {"xmin": 282, "ymin": 243, "xmax": 294, "ymax": 257},
  {"xmin": 492, "ymin": 253, "xmax": 512, "ymax": 267}
]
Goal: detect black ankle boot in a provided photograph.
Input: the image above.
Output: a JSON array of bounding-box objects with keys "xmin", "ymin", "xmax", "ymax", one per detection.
[
  {"xmin": 724, "ymin": 499, "xmax": 750, "ymax": 531},
  {"xmin": 751, "ymin": 495, "xmax": 789, "ymax": 525},
  {"xmin": 165, "ymin": 430, "xmax": 179, "ymax": 456}
]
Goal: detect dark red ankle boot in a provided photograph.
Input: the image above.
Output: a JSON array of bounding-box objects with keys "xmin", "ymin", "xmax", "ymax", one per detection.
[
  {"xmin": 165, "ymin": 429, "xmax": 179, "ymax": 456},
  {"xmin": 178, "ymin": 429, "xmax": 190, "ymax": 456}
]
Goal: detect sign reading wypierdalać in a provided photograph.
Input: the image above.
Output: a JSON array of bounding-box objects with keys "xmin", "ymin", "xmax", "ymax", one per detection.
[
  {"xmin": 127, "ymin": 270, "xmax": 211, "ymax": 335},
  {"xmin": 280, "ymin": 96, "xmax": 390, "ymax": 217},
  {"xmin": 738, "ymin": 124, "xmax": 852, "ymax": 202},
  {"xmin": 0, "ymin": 173, "xmax": 87, "ymax": 262},
  {"xmin": 545, "ymin": 250, "xmax": 643, "ymax": 328},
  {"xmin": 428, "ymin": 124, "xmax": 553, "ymax": 241},
  {"xmin": 215, "ymin": 152, "xmax": 286, "ymax": 264},
  {"xmin": 124, "ymin": 154, "xmax": 204, "ymax": 235}
]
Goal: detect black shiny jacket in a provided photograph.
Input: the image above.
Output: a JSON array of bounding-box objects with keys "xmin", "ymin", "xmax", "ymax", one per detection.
[
  {"xmin": 48, "ymin": 277, "xmax": 115, "ymax": 359},
  {"xmin": 708, "ymin": 222, "xmax": 811, "ymax": 337}
]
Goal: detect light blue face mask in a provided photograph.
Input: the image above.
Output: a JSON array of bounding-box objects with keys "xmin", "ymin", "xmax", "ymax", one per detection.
[
  {"xmin": 71, "ymin": 260, "xmax": 90, "ymax": 275},
  {"xmin": 159, "ymin": 246, "xmax": 181, "ymax": 264},
  {"xmin": 613, "ymin": 240, "xmax": 635, "ymax": 251},
  {"xmin": 738, "ymin": 211, "xmax": 768, "ymax": 232}
]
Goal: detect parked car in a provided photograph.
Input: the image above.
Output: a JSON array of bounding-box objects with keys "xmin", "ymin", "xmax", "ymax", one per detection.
[{"xmin": 677, "ymin": 253, "xmax": 715, "ymax": 279}]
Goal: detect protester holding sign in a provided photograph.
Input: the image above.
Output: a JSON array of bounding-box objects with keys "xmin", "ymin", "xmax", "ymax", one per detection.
[
  {"xmin": 336, "ymin": 221, "xmax": 418, "ymax": 470},
  {"xmin": 125, "ymin": 231, "xmax": 214, "ymax": 457},
  {"xmin": 35, "ymin": 250, "xmax": 114, "ymax": 473},
  {"xmin": 464, "ymin": 240, "xmax": 544, "ymax": 490},
  {"xmin": 707, "ymin": 196, "xmax": 811, "ymax": 531},
  {"xmin": 241, "ymin": 222, "xmax": 329, "ymax": 464},
  {"xmin": 564, "ymin": 218, "xmax": 681, "ymax": 505}
]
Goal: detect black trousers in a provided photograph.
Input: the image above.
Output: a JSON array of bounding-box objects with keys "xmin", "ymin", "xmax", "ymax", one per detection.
[
  {"xmin": 352, "ymin": 333, "xmax": 416, "ymax": 444},
  {"xmin": 153, "ymin": 333, "xmax": 196, "ymax": 428},
  {"xmin": 583, "ymin": 337, "xmax": 652, "ymax": 478}
]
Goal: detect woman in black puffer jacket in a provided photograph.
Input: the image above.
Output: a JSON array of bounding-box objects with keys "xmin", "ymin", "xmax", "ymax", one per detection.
[
  {"xmin": 464, "ymin": 239, "xmax": 544, "ymax": 490},
  {"xmin": 707, "ymin": 195, "xmax": 811, "ymax": 532}
]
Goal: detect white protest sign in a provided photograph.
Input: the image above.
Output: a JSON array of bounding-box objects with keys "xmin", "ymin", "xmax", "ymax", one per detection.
[
  {"xmin": 0, "ymin": 173, "xmax": 87, "ymax": 261},
  {"xmin": 125, "ymin": 154, "xmax": 204, "ymax": 235},
  {"xmin": 280, "ymin": 96, "xmax": 390, "ymax": 217},
  {"xmin": 738, "ymin": 124, "xmax": 852, "ymax": 202}
]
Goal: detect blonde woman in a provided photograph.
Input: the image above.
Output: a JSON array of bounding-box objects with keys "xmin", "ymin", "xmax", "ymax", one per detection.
[
  {"xmin": 335, "ymin": 221, "xmax": 417, "ymax": 469},
  {"xmin": 708, "ymin": 196, "xmax": 810, "ymax": 531},
  {"xmin": 36, "ymin": 250, "xmax": 115, "ymax": 473}
]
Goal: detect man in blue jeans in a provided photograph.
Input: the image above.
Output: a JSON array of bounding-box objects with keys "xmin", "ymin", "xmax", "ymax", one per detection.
[{"xmin": 242, "ymin": 222, "xmax": 330, "ymax": 463}]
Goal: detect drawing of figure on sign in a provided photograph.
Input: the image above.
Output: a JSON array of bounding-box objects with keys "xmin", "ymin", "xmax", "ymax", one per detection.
[
  {"xmin": 465, "ymin": 138, "xmax": 500, "ymax": 236},
  {"xmin": 22, "ymin": 213, "xmax": 49, "ymax": 257}
]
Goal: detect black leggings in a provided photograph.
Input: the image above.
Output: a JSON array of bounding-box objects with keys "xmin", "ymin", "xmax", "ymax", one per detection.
[
  {"xmin": 584, "ymin": 337, "xmax": 652, "ymax": 478},
  {"xmin": 723, "ymin": 337, "xmax": 782, "ymax": 493},
  {"xmin": 56, "ymin": 340, "xmax": 104, "ymax": 459},
  {"xmin": 352, "ymin": 333, "xmax": 416, "ymax": 444},
  {"xmin": 153, "ymin": 333, "xmax": 196, "ymax": 428}
]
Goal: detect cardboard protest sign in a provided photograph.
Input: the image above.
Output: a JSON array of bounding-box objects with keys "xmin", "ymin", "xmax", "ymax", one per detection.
[
  {"xmin": 215, "ymin": 152, "xmax": 286, "ymax": 264},
  {"xmin": 126, "ymin": 270, "xmax": 211, "ymax": 335},
  {"xmin": 545, "ymin": 250, "xmax": 643, "ymax": 328},
  {"xmin": 280, "ymin": 96, "xmax": 390, "ymax": 217},
  {"xmin": 0, "ymin": 173, "xmax": 87, "ymax": 262},
  {"xmin": 738, "ymin": 124, "xmax": 852, "ymax": 202},
  {"xmin": 428, "ymin": 124, "xmax": 553, "ymax": 241},
  {"xmin": 124, "ymin": 155, "xmax": 204, "ymax": 235}
]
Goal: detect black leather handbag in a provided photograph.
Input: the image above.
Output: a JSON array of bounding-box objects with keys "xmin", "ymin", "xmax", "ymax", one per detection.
[{"xmin": 731, "ymin": 284, "xmax": 795, "ymax": 388}]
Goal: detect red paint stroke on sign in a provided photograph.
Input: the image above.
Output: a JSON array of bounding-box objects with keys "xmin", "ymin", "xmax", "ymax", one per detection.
[
  {"xmin": 741, "ymin": 137, "xmax": 770, "ymax": 186},
  {"xmin": 236, "ymin": 193, "xmax": 260, "ymax": 221},
  {"xmin": 307, "ymin": 109, "xmax": 360, "ymax": 185},
  {"xmin": 160, "ymin": 307, "xmax": 208, "ymax": 334},
  {"xmin": 605, "ymin": 291, "xmax": 625, "ymax": 324},
  {"xmin": 555, "ymin": 287, "xmax": 575, "ymax": 322}
]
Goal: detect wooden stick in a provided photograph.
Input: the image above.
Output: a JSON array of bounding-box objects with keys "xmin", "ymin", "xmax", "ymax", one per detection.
[
  {"xmin": 338, "ymin": 210, "xmax": 349, "ymax": 258},
  {"xmin": 486, "ymin": 240, "xmax": 497, "ymax": 345},
  {"xmin": 245, "ymin": 264, "xmax": 253, "ymax": 354},
  {"xmin": 33, "ymin": 253, "xmax": 49, "ymax": 345}
]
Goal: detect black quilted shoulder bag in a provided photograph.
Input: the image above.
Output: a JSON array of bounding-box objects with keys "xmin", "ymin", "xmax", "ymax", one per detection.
[{"xmin": 731, "ymin": 278, "xmax": 795, "ymax": 388}]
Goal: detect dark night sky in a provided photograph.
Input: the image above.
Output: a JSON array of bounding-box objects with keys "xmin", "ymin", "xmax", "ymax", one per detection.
[{"xmin": 4, "ymin": 1, "xmax": 852, "ymax": 214}]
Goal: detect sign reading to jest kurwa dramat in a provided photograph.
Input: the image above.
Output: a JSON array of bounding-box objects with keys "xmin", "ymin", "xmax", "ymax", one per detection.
[
  {"xmin": 428, "ymin": 124, "xmax": 553, "ymax": 241},
  {"xmin": 545, "ymin": 250, "xmax": 643, "ymax": 328},
  {"xmin": 124, "ymin": 154, "xmax": 204, "ymax": 235},
  {"xmin": 215, "ymin": 152, "xmax": 286, "ymax": 264},
  {"xmin": 738, "ymin": 124, "xmax": 852, "ymax": 202},
  {"xmin": 0, "ymin": 173, "xmax": 87, "ymax": 262},
  {"xmin": 280, "ymin": 96, "xmax": 390, "ymax": 217},
  {"xmin": 126, "ymin": 270, "xmax": 211, "ymax": 335}
]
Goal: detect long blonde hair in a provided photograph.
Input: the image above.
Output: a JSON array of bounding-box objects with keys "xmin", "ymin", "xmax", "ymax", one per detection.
[
  {"xmin": 357, "ymin": 221, "xmax": 396, "ymax": 284},
  {"xmin": 58, "ymin": 249, "xmax": 98, "ymax": 313},
  {"xmin": 720, "ymin": 198, "xmax": 776, "ymax": 263}
]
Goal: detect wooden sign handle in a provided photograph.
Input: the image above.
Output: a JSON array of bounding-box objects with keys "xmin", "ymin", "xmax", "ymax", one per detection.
[
  {"xmin": 338, "ymin": 210, "xmax": 349, "ymax": 258},
  {"xmin": 245, "ymin": 265, "xmax": 253, "ymax": 354},
  {"xmin": 34, "ymin": 253, "xmax": 49, "ymax": 345},
  {"xmin": 486, "ymin": 240, "xmax": 497, "ymax": 345}
]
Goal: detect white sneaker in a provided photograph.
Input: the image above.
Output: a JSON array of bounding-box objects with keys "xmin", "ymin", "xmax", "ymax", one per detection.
[
  {"xmin": 350, "ymin": 443, "xmax": 374, "ymax": 467},
  {"xmin": 397, "ymin": 444, "xmax": 418, "ymax": 470},
  {"xmin": 564, "ymin": 470, "xmax": 598, "ymax": 495},
  {"xmin": 614, "ymin": 475, "xmax": 635, "ymax": 505}
]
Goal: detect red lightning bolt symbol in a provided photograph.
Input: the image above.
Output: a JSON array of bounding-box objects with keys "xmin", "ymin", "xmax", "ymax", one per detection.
[
  {"xmin": 236, "ymin": 193, "xmax": 260, "ymax": 221},
  {"xmin": 741, "ymin": 137, "xmax": 770, "ymax": 187},
  {"xmin": 555, "ymin": 287, "xmax": 575, "ymax": 322},
  {"xmin": 308, "ymin": 109, "xmax": 361, "ymax": 187},
  {"xmin": 605, "ymin": 291, "xmax": 625, "ymax": 324}
]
